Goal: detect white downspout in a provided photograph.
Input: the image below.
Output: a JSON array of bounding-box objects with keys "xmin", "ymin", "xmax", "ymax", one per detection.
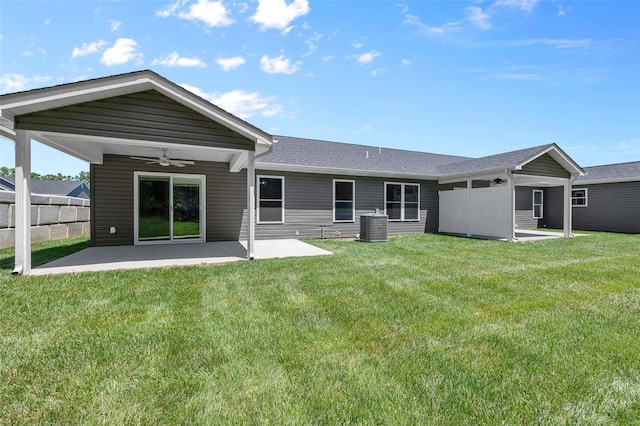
[
  {"xmin": 13, "ymin": 130, "xmax": 32, "ymax": 275},
  {"xmin": 246, "ymin": 150, "xmax": 255, "ymax": 260},
  {"xmin": 466, "ymin": 178, "xmax": 472, "ymax": 237}
]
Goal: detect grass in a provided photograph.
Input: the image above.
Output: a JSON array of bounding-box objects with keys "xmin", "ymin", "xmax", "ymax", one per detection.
[
  {"xmin": 1, "ymin": 232, "xmax": 639, "ymax": 424},
  {"xmin": 139, "ymin": 216, "xmax": 200, "ymax": 239}
]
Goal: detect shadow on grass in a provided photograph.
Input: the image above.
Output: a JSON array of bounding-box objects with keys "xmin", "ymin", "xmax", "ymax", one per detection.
[{"xmin": 0, "ymin": 237, "xmax": 89, "ymax": 271}]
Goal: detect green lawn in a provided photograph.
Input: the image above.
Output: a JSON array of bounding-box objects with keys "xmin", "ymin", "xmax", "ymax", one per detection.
[{"xmin": 1, "ymin": 233, "xmax": 639, "ymax": 424}]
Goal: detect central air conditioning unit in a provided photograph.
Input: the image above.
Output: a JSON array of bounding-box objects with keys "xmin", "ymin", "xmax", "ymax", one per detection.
[{"xmin": 360, "ymin": 213, "xmax": 388, "ymax": 242}]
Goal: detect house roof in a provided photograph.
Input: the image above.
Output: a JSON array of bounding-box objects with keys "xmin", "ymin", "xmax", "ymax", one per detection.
[
  {"xmin": 0, "ymin": 177, "xmax": 89, "ymax": 198},
  {"xmin": 576, "ymin": 161, "xmax": 640, "ymax": 184},
  {"xmin": 257, "ymin": 135, "xmax": 471, "ymax": 178},
  {"xmin": 257, "ymin": 136, "xmax": 584, "ymax": 180}
]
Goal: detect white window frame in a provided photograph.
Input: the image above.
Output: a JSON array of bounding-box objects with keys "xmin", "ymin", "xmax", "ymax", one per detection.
[
  {"xmin": 533, "ymin": 189, "xmax": 544, "ymax": 219},
  {"xmin": 571, "ymin": 188, "xmax": 588, "ymax": 207},
  {"xmin": 257, "ymin": 175, "xmax": 285, "ymax": 224},
  {"xmin": 133, "ymin": 172, "xmax": 206, "ymax": 245},
  {"xmin": 333, "ymin": 179, "xmax": 356, "ymax": 223},
  {"xmin": 384, "ymin": 182, "xmax": 420, "ymax": 222}
]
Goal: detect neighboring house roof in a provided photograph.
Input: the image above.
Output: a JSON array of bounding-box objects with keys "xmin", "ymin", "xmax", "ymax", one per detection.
[
  {"xmin": 0, "ymin": 177, "xmax": 90, "ymax": 198},
  {"xmin": 257, "ymin": 135, "xmax": 472, "ymax": 178},
  {"xmin": 576, "ymin": 161, "xmax": 640, "ymax": 184},
  {"xmin": 257, "ymin": 136, "xmax": 584, "ymax": 180}
]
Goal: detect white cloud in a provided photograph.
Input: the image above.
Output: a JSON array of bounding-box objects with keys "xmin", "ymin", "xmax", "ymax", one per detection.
[
  {"xmin": 303, "ymin": 32, "xmax": 322, "ymax": 57},
  {"xmin": 151, "ymin": 51, "xmax": 207, "ymax": 67},
  {"xmin": 72, "ymin": 39, "xmax": 107, "ymax": 58},
  {"xmin": 110, "ymin": 20, "xmax": 122, "ymax": 31},
  {"xmin": 361, "ymin": 124, "xmax": 372, "ymax": 132},
  {"xmin": 558, "ymin": 5, "xmax": 572, "ymax": 16},
  {"xmin": 0, "ymin": 73, "xmax": 51, "ymax": 94},
  {"xmin": 397, "ymin": 3, "xmax": 409, "ymax": 15},
  {"xmin": 100, "ymin": 38, "xmax": 142, "ymax": 66},
  {"xmin": 43, "ymin": 19, "xmax": 50, "ymax": 26},
  {"xmin": 613, "ymin": 138, "xmax": 640, "ymax": 158},
  {"xmin": 22, "ymin": 50, "xmax": 33, "ymax": 57},
  {"xmin": 401, "ymin": 58, "xmax": 412, "ymax": 66},
  {"xmin": 494, "ymin": 0, "xmax": 540, "ymax": 13},
  {"xmin": 352, "ymin": 41, "xmax": 363, "ymax": 49},
  {"xmin": 251, "ymin": 0, "xmax": 310, "ymax": 31},
  {"xmin": 260, "ymin": 54, "xmax": 300, "ymax": 74},
  {"xmin": 512, "ymin": 38, "xmax": 592, "ymax": 49},
  {"xmin": 466, "ymin": 6, "xmax": 491, "ymax": 30},
  {"xmin": 403, "ymin": 14, "xmax": 461, "ymax": 35},
  {"xmin": 355, "ymin": 50, "xmax": 381, "ymax": 65},
  {"xmin": 180, "ymin": 84, "xmax": 283, "ymax": 118},
  {"xmin": 157, "ymin": 0, "xmax": 233, "ymax": 27},
  {"xmin": 215, "ymin": 56, "xmax": 246, "ymax": 71}
]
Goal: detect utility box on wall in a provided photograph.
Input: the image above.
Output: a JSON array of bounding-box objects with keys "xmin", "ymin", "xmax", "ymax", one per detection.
[{"xmin": 360, "ymin": 214, "xmax": 388, "ymax": 242}]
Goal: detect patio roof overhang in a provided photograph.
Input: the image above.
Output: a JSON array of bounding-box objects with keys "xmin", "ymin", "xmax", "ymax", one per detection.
[{"xmin": 0, "ymin": 70, "xmax": 276, "ymax": 169}]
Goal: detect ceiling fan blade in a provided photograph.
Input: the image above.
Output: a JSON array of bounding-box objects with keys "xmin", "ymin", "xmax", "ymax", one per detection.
[
  {"xmin": 130, "ymin": 156, "xmax": 157, "ymax": 161},
  {"xmin": 172, "ymin": 163, "xmax": 186, "ymax": 168},
  {"xmin": 145, "ymin": 161, "xmax": 159, "ymax": 165},
  {"xmin": 171, "ymin": 160, "xmax": 195, "ymax": 165}
]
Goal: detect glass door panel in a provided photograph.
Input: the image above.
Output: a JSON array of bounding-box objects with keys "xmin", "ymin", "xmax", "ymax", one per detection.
[
  {"xmin": 138, "ymin": 176, "xmax": 171, "ymax": 241},
  {"xmin": 172, "ymin": 177, "xmax": 202, "ymax": 239}
]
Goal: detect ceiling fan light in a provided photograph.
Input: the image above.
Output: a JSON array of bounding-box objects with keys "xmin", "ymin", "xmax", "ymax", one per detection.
[{"xmin": 159, "ymin": 156, "xmax": 170, "ymax": 166}]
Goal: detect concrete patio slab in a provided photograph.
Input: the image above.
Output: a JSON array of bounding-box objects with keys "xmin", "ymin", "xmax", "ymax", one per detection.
[{"xmin": 31, "ymin": 239, "xmax": 332, "ymax": 276}]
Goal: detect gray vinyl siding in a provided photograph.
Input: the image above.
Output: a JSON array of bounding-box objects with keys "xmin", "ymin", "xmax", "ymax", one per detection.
[
  {"xmin": 91, "ymin": 155, "xmax": 247, "ymax": 246},
  {"xmin": 253, "ymin": 171, "xmax": 440, "ymax": 240},
  {"xmin": 515, "ymin": 187, "xmax": 544, "ymax": 229},
  {"xmin": 15, "ymin": 90, "xmax": 254, "ymax": 151},
  {"xmin": 516, "ymin": 154, "xmax": 570, "ymax": 178},
  {"xmin": 546, "ymin": 182, "xmax": 640, "ymax": 234}
]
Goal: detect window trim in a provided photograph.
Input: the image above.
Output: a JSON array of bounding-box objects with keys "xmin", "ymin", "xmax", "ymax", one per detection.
[
  {"xmin": 532, "ymin": 189, "xmax": 544, "ymax": 219},
  {"xmin": 384, "ymin": 182, "xmax": 421, "ymax": 222},
  {"xmin": 257, "ymin": 175, "xmax": 285, "ymax": 224},
  {"xmin": 571, "ymin": 188, "xmax": 588, "ymax": 207},
  {"xmin": 333, "ymin": 179, "xmax": 356, "ymax": 223}
]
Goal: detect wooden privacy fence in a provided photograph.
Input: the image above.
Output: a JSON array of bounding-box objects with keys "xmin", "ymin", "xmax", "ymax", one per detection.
[{"xmin": 0, "ymin": 191, "xmax": 90, "ymax": 249}]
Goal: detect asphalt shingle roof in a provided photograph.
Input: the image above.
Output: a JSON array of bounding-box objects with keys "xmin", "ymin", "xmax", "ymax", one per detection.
[
  {"xmin": 0, "ymin": 178, "xmax": 86, "ymax": 196},
  {"xmin": 258, "ymin": 136, "xmax": 472, "ymax": 176},
  {"xmin": 258, "ymin": 136, "xmax": 566, "ymax": 178},
  {"xmin": 577, "ymin": 161, "xmax": 640, "ymax": 183},
  {"xmin": 435, "ymin": 144, "xmax": 555, "ymax": 176}
]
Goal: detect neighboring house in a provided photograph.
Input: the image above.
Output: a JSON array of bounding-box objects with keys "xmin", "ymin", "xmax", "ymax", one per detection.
[
  {"xmin": 0, "ymin": 70, "xmax": 636, "ymax": 274},
  {"xmin": 0, "ymin": 177, "xmax": 89, "ymax": 198}
]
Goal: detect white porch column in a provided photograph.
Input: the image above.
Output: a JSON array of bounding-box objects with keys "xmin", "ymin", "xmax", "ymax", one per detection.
[
  {"xmin": 563, "ymin": 179, "xmax": 572, "ymax": 238},
  {"xmin": 466, "ymin": 179, "xmax": 472, "ymax": 237},
  {"xmin": 246, "ymin": 150, "xmax": 255, "ymax": 260},
  {"xmin": 507, "ymin": 174, "xmax": 515, "ymax": 242},
  {"xmin": 13, "ymin": 130, "xmax": 32, "ymax": 275}
]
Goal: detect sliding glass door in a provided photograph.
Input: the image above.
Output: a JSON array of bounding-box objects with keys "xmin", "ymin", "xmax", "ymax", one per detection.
[{"xmin": 136, "ymin": 173, "xmax": 205, "ymax": 244}]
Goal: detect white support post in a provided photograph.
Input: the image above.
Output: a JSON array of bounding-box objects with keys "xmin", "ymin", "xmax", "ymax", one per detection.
[
  {"xmin": 507, "ymin": 174, "xmax": 515, "ymax": 242},
  {"xmin": 246, "ymin": 150, "xmax": 255, "ymax": 260},
  {"xmin": 563, "ymin": 179, "xmax": 572, "ymax": 238},
  {"xmin": 13, "ymin": 130, "xmax": 32, "ymax": 275},
  {"xmin": 466, "ymin": 179, "xmax": 472, "ymax": 237}
]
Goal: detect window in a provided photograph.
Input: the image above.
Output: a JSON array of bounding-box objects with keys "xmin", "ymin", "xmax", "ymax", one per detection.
[
  {"xmin": 257, "ymin": 176, "xmax": 284, "ymax": 223},
  {"xmin": 385, "ymin": 183, "xmax": 420, "ymax": 221},
  {"xmin": 533, "ymin": 190, "xmax": 544, "ymax": 219},
  {"xmin": 334, "ymin": 180, "xmax": 355, "ymax": 222},
  {"xmin": 572, "ymin": 188, "xmax": 588, "ymax": 207}
]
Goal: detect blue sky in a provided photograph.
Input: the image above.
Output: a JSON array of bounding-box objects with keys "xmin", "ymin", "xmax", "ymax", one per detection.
[{"xmin": 1, "ymin": 0, "xmax": 639, "ymax": 176}]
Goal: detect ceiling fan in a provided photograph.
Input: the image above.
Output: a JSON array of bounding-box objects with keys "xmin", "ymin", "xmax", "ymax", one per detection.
[{"xmin": 130, "ymin": 149, "xmax": 195, "ymax": 168}]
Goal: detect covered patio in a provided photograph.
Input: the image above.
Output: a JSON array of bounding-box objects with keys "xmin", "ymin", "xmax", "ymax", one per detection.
[
  {"xmin": 30, "ymin": 239, "xmax": 332, "ymax": 276},
  {"xmin": 0, "ymin": 70, "xmax": 276, "ymax": 275}
]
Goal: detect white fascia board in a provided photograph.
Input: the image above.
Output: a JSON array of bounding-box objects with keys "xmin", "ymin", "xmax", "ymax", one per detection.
[
  {"xmin": 575, "ymin": 177, "xmax": 640, "ymax": 185},
  {"xmin": 1, "ymin": 77, "xmax": 155, "ymax": 119},
  {"xmin": 255, "ymin": 162, "xmax": 440, "ymax": 180}
]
